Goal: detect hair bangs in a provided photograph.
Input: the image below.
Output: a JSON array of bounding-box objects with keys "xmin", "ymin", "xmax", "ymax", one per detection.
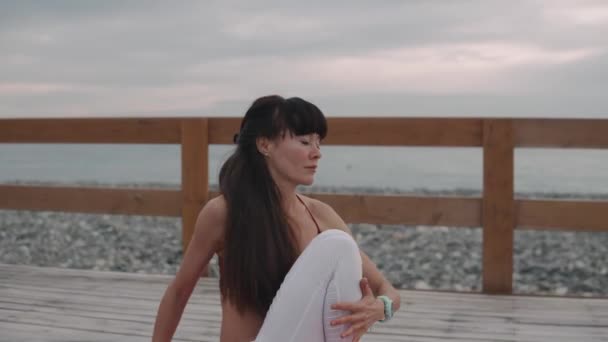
[{"xmin": 276, "ymin": 97, "xmax": 327, "ymax": 140}]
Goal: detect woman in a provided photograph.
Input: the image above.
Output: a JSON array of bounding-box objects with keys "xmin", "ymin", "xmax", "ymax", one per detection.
[{"xmin": 152, "ymin": 95, "xmax": 401, "ymax": 342}]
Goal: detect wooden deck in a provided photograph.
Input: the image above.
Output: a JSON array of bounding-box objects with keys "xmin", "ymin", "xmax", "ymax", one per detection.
[{"xmin": 1, "ymin": 264, "xmax": 606, "ymax": 342}]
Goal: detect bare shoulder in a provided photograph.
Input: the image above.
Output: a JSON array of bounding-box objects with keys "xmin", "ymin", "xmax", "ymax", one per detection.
[
  {"xmin": 197, "ymin": 194, "xmax": 227, "ymax": 224},
  {"xmin": 298, "ymin": 194, "xmax": 348, "ymax": 231},
  {"xmin": 200, "ymin": 194, "xmax": 227, "ymax": 219},
  {"xmin": 193, "ymin": 194, "xmax": 227, "ymax": 249}
]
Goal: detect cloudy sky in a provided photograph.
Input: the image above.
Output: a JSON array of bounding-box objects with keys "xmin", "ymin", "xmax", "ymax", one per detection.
[{"xmin": 1, "ymin": 0, "xmax": 608, "ymax": 118}]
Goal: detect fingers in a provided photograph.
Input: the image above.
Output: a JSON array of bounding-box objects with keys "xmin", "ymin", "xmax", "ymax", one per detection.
[
  {"xmin": 359, "ymin": 277, "xmax": 374, "ymax": 298},
  {"xmin": 330, "ymin": 312, "xmax": 363, "ymax": 326},
  {"xmin": 363, "ymin": 278, "xmax": 374, "ymax": 296},
  {"xmin": 331, "ymin": 302, "xmax": 357, "ymax": 311},
  {"xmin": 340, "ymin": 322, "xmax": 368, "ymax": 339},
  {"xmin": 359, "ymin": 278, "xmax": 366, "ymax": 293}
]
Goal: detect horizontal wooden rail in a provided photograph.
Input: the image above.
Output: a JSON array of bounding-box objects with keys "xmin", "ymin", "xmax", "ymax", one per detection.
[
  {"xmin": 3, "ymin": 117, "xmax": 608, "ymax": 148},
  {"xmin": 311, "ymin": 193, "xmax": 480, "ymax": 226},
  {"xmin": 2, "ymin": 186, "xmax": 607, "ymax": 232},
  {"xmin": 516, "ymin": 199, "xmax": 608, "ymax": 232},
  {"xmin": 209, "ymin": 191, "xmax": 481, "ymax": 226},
  {"xmin": 0, "ymin": 118, "xmax": 182, "ymax": 143},
  {"xmin": 0, "ymin": 185, "xmax": 182, "ymax": 216},
  {"xmin": 514, "ymin": 119, "xmax": 608, "ymax": 148},
  {"xmin": 209, "ymin": 117, "xmax": 608, "ymax": 147},
  {"xmin": 209, "ymin": 118, "xmax": 484, "ymax": 146},
  {"xmin": 207, "ymin": 191, "xmax": 607, "ymax": 232}
]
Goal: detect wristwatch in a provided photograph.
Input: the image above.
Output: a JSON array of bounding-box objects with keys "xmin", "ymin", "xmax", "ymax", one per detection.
[{"xmin": 377, "ymin": 295, "xmax": 393, "ymax": 322}]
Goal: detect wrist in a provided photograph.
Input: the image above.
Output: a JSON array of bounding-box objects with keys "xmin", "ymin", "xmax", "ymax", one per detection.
[
  {"xmin": 374, "ymin": 298, "xmax": 386, "ymax": 321},
  {"xmin": 377, "ymin": 295, "xmax": 394, "ymax": 322}
]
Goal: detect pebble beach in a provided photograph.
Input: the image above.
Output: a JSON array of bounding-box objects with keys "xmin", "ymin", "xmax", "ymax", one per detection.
[{"xmin": 1, "ymin": 182, "xmax": 606, "ymax": 297}]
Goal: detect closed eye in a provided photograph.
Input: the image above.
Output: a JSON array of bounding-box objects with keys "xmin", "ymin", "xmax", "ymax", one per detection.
[{"xmin": 300, "ymin": 137, "xmax": 321, "ymax": 149}]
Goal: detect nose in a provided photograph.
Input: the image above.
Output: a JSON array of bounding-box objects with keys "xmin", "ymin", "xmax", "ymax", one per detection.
[{"xmin": 311, "ymin": 144, "xmax": 322, "ymax": 160}]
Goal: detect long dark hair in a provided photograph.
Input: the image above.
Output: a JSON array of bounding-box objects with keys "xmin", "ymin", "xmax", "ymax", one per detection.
[{"xmin": 219, "ymin": 95, "xmax": 327, "ymax": 317}]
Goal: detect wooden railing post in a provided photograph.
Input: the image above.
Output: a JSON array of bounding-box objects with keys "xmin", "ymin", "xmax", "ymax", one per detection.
[
  {"xmin": 482, "ymin": 119, "xmax": 515, "ymax": 294},
  {"xmin": 181, "ymin": 118, "xmax": 209, "ymax": 274}
]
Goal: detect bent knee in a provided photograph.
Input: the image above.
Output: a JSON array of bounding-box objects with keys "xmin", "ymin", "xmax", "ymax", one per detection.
[
  {"xmin": 318, "ymin": 229, "xmax": 354, "ymax": 243},
  {"xmin": 316, "ymin": 229, "xmax": 359, "ymax": 257}
]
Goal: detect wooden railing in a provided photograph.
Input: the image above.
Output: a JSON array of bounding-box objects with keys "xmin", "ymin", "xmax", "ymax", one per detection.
[{"xmin": 1, "ymin": 117, "xmax": 607, "ymax": 294}]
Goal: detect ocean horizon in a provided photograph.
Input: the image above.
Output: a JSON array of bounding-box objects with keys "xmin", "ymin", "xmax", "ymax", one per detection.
[{"xmin": 1, "ymin": 143, "xmax": 608, "ymax": 197}]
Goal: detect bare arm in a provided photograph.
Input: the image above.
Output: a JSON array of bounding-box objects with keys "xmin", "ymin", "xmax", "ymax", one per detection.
[
  {"xmin": 317, "ymin": 201, "xmax": 401, "ymax": 314},
  {"xmin": 152, "ymin": 196, "xmax": 226, "ymax": 342},
  {"xmin": 360, "ymin": 250, "xmax": 402, "ymax": 312}
]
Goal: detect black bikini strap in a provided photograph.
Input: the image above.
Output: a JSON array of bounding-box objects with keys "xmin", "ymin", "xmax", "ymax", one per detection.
[{"xmin": 296, "ymin": 194, "xmax": 321, "ymax": 234}]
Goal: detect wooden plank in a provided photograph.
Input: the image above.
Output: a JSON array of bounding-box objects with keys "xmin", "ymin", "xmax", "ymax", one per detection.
[
  {"xmin": 482, "ymin": 119, "xmax": 515, "ymax": 294},
  {"xmin": 208, "ymin": 117, "xmax": 483, "ymax": 146},
  {"xmin": 0, "ymin": 185, "xmax": 181, "ymax": 216},
  {"xmin": 516, "ymin": 199, "xmax": 608, "ymax": 232},
  {"xmin": 0, "ymin": 321, "xmax": 161, "ymax": 342},
  {"xmin": 0, "ymin": 265, "xmax": 608, "ymax": 342},
  {"xmin": 1, "ymin": 264, "xmax": 607, "ymax": 342},
  {"xmin": 208, "ymin": 117, "xmax": 240, "ymax": 144},
  {"xmin": 0, "ymin": 118, "xmax": 181, "ymax": 143},
  {"xmin": 0, "ymin": 307, "xmax": 218, "ymax": 341},
  {"xmin": 0, "ymin": 298, "xmax": 221, "ymax": 327},
  {"xmin": 0, "ymin": 284, "xmax": 221, "ymax": 307},
  {"xmin": 209, "ymin": 191, "xmax": 481, "ymax": 226},
  {"xmin": 2, "ymin": 294, "xmax": 605, "ymax": 342},
  {"xmin": 325, "ymin": 118, "xmax": 483, "ymax": 146},
  {"xmin": 514, "ymin": 118, "xmax": 608, "ymax": 148},
  {"xmin": 3, "ymin": 117, "xmax": 607, "ymax": 147},
  {"xmin": 3, "ymin": 290, "xmax": 604, "ymax": 337},
  {"xmin": 0, "ymin": 291, "xmax": 222, "ymax": 322},
  {"xmin": 180, "ymin": 119, "xmax": 209, "ymax": 275},
  {"xmin": 5, "ymin": 281, "xmax": 607, "ymax": 322},
  {"xmin": 313, "ymin": 193, "xmax": 481, "ymax": 226},
  {"xmin": 4, "ymin": 286, "xmax": 604, "ymax": 327},
  {"xmin": 0, "ymin": 293, "xmax": 221, "ymax": 318}
]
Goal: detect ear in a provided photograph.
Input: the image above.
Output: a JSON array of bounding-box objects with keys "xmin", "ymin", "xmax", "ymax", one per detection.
[{"xmin": 256, "ymin": 136, "xmax": 272, "ymax": 156}]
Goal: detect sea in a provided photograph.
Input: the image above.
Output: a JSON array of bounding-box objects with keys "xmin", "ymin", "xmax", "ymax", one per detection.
[{"xmin": 1, "ymin": 143, "xmax": 608, "ymax": 196}]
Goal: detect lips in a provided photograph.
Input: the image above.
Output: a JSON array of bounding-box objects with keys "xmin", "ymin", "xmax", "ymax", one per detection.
[{"xmin": 305, "ymin": 166, "xmax": 317, "ymax": 170}]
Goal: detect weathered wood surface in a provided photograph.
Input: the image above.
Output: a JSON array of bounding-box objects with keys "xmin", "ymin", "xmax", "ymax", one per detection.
[
  {"xmin": 2, "ymin": 117, "xmax": 608, "ymax": 147},
  {"xmin": 482, "ymin": 119, "xmax": 515, "ymax": 294},
  {"xmin": 180, "ymin": 118, "xmax": 209, "ymax": 252},
  {"xmin": 0, "ymin": 118, "xmax": 182, "ymax": 144},
  {"xmin": 1, "ymin": 264, "xmax": 606, "ymax": 342},
  {"xmin": 208, "ymin": 191, "xmax": 482, "ymax": 227},
  {"xmin": 513, "ymin": 119, "xmax": 608, "ymax": 148},
  {"xmin": 207, "ymin": 117, "xmax": 484, "ymax": 146},
  {"xmin": 0, "ymin": 185, "xmax": 182, "ymax": 216}
]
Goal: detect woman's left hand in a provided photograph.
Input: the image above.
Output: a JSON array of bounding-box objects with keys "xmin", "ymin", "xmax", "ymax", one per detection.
[{"xmin": 330, "ymin": 277, "xmax": 385, "ymax": 341}]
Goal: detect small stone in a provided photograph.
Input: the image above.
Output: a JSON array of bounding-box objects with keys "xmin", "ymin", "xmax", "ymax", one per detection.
[
  {"xmin": 18, "ymin": 246, "xmax": 30, "ymax": 258},
  {"xmin": 414, "ymin": 280, "xmax": 431, "ymax": 290}
]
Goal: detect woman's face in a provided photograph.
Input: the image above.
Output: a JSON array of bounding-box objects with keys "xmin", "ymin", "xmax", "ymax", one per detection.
[{"xmin": 265, "ymin": 132, "xmax": 322, "ymax": 186}]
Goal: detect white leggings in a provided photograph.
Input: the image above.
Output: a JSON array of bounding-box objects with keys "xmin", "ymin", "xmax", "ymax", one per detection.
[{"xmin": 254, "ymin": 229, "xmax": 363, "ymax": 342}]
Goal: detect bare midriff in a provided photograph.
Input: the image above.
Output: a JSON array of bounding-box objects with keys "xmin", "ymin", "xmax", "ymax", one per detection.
[
  {"xmin": 216, "ymin": 252, "xmax": 264, "ymax": 342},
  {"xmin": 217, "ymin": 195, "xmax": 324, "ymax": 341}
]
